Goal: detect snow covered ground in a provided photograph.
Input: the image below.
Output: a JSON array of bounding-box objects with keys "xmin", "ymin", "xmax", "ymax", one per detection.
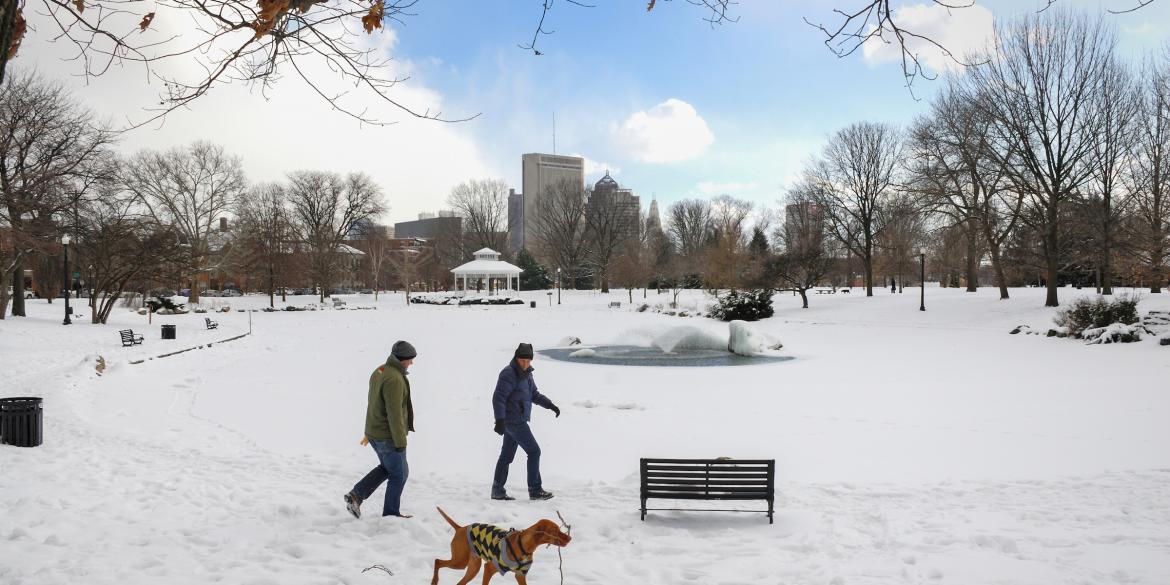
[{"xmin": 2, "ymin": 287, "xmax": 1169, "ymax": 584}]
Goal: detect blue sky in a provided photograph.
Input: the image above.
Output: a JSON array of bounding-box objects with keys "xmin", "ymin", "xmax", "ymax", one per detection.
[{"xmin": 384, "ymin": 0, "xmax": 1170, "ymax": 220}]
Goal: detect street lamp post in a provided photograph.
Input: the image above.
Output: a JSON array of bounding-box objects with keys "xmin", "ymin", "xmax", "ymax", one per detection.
[
  {"xmin": 919, "ymin": 247, "xmax": 926, "ymax": 312},
  {"xmin": 62, "ymin": 234, "xmax": 72, "ymax": 325},
  {"xmin": 556, "ymin": 268, "xmax": 562, "ymax": 305}
]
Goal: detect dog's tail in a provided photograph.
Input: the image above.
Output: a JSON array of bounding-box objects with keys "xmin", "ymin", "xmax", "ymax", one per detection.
[{"xmin": 436, "ymin": 507, "xmax": 461, "ymax": 530}]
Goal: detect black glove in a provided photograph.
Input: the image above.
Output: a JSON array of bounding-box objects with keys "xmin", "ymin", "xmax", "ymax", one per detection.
[
  {"xmin": 394, "ymin": 446, "xmax": 405, "ymax": 453},
  {"xmin": 550, "ymin": 404, "xmax": 561, "ymax": 418},
  {"xmin": 494, "ymin": 420, "xmax": 505, "ymax": 435}
]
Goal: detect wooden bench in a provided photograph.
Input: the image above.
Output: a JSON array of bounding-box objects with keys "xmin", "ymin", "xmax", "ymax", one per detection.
[
  {"xmin": 205, "ymin": 317, "xmax": 219, "ymax": 330},
  {"xmin": 333, "ymin": 297, "xmax": 347, "ymax": 308},
  {"xmin": 814, "ymin": 288, "xmax": 835, "ymax": 295},
  {"xmin": 640, "ymin": 458, "xmax": 775, "ymax": 523},
  {"xmin": 608, "ymin": 301, "xmax": 621, "ymax": 308},
  {"xmin": 119, "ymin": 329, "xmax": 144, "ymax": 347}
]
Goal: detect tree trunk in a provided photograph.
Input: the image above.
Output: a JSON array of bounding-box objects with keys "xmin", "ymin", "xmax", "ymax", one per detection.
[
  {"xmin": 188, "ymin": 277, "xmax": 201, "ymax": 305},
  {"xmin": 1044, "ymin": 229, "xmax": 1060, "ymax": 307},
  {"xmin": 965, "ymin": 221, "xmax": 979, "ymax": 292},
  {"xmin": 863, "ymin": 257, "xmax": 874, "ymax": 297},
  {"xmin": 799, "ymin": 289, "xmax": 809, "ymax": 309},
  {"xmin": 11, "ymin": 264, "xmax": 26, "ymax": 316}
]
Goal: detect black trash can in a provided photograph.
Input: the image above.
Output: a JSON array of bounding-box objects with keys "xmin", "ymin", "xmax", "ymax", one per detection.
[
  {"xmin": 530, "ymin": 301, "xmax": 536, "ymax": 308},
  {"xmin": 0, "ymin": 397, "xmax": 43, "ymax": 447},
  {"xmin": 161, "ymin": 324, "xmax": 176, "ymax": 340}
]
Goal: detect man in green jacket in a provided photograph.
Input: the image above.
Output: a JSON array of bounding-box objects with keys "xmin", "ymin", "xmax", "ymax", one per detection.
[{"xmin": 344, "ymin": 340, "xmax": 416, "ymax": 518}]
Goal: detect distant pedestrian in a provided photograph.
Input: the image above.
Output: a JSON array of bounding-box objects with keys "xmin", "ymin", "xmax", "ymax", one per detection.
[
  {"xmin": 345, "ymin": 340, "xmax": 417, "ymax": 519},
  {"xmin": 491, "ymin": 343, "xmax": 560, "ymax": 501}
]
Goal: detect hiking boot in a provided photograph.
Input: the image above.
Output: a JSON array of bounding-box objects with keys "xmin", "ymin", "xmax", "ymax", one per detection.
[
  {"xmin": 529, "ymin": 489, "xmax": 554, "ymax": 501},
  {"xmin": 492, "ymin": 492, "xmax": 516, "ymax": 501},
  {"xmin": 344, "ymin": 491, "xmax": 362, "ymax": 519}
]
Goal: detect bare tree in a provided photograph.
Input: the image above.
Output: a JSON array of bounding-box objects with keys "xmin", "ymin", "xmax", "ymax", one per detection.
[
  {"xmin": 768, "ymin": 188, "xmax": 834, "ymax": 308},
  {"xmin": 1083, "ymin": 59, "xmax": 1139, "ymax": 295},
  {"xmin": 666, "ymin": 198, "xmax": 713, "ymax": 262},
  {"xmin": 805, "ymin": 120, "xmax": 903, "ymax": 297},
  {"xmin": 286, "ymin": 170, "xmax": 385, "ymax": 302},
  {"xmin": 908, "ymin": 81, "xmax": 1022, "ymax": 298},
  {"xmin": 121, "ymin": 141, "xmax": 246, "ymax": 305},
  {"xmin": 704, "ymin": 194, "xmax": 752, "ymax": 290},
  {"xmin": 79, "ymin": 191, "xmax": 181, "ymax": 324},
  {"xmin": 447, "ymin": 178, "xmax": 508, "ymax": 254},
  {"xmin": 531, "ymin": 177, "xmax": 587, "ymax": 289},
  {"xmin": 583, "ymin": 186, "xmax": 637, "ymax": 293},
  {"xmin": 968, "ymin": 9, "xmax": 1114, "ymax": 306},
  {"xmin": 0, "ymin": 70, "xmax": 113, "ymax": 318},
  {"xmin": 1128, "ymin": 53, "xmax": 1170, "ymax": 293},
  {"xmin": 387, "ymin": 246, "xmax": 430, "ymax": 304},
  {"xmin": 361, "ymin": 226, "xmax": 391, "ymax": 299},
  {"xmin": 235, "ymin": 182, "xmax": 294, "ymax": 307}
]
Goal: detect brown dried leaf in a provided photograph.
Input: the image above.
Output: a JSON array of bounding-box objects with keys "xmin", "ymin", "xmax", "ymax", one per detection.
[
  {"xmin": 139, "ymin": 12, "xmax": 155, "ymax": 32},
  {"xmin": 7, "ymin": 9, "xmax": 25, "ymax": 60},
  {"xmin": 251, "ymin": 0, "xmax": 290, "ymax": 38},
  {"xmin": 361, "ymin": 0, "xmax": 384, "ymax": 34},
  {"xmin": 72, "ymin": 0, "xmax": 84, "ymax": 13}
]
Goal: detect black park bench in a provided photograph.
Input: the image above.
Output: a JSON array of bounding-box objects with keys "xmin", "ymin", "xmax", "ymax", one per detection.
[
  {"xmin": 640, "ymin": 458, "xmax": 776, "ymax": 523},
  {"xmin": 205, "ymin": 317, "xmax": 219, "ymax": 330},
  {"xmin": 119, "ymin": 329, "xmax": 144, "ymax": 347}
]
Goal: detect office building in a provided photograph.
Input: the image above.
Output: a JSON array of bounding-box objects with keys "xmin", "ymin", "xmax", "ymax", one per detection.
[{"xmin": 521, "ymin": 153, "xmax": 584, "ymax": 250}]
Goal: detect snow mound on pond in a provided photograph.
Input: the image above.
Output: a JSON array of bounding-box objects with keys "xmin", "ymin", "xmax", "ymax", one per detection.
[
  {"xmin": 650, "ymin": 326, "xmax": 728, "ymax": 353},
  {"xmin": 557, "ymin": 336, "xmax": 583, "ymax": 346},
  {"xmin": 568, "ymin": 348, "xmax": 597, "ymax": 358},
  {"xmin": 728, "ymin": 320, "xmax": 780, "ymax": 356}
]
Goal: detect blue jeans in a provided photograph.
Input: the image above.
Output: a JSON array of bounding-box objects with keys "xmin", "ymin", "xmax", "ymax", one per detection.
[
  {"xmin": 492, "ymin": 422, "xmax": 542, "ymax": 497},
  {"xmin": 352, "ymin": 440, "xmax": 409, "ymax": 516}
]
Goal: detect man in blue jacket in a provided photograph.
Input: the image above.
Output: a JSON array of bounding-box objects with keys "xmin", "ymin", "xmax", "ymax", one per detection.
[{"xmin": 491, "ymin": 342, "xmax": 560, "ymax": 501}]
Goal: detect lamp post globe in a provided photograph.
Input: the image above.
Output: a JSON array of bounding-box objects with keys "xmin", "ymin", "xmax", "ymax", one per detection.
[{"xmin": 62, "ymin": 233, "xmax": 73, "ymax": 325}]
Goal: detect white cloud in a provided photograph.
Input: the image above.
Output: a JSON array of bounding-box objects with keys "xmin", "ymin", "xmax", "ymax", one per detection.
[
  {"xmin": 17, "ymin": 11, "xmax": 494, "ymax": 225},
  {"xmin": 613, "ymin": 99, "xmax": 714, "ymax": 163},
  {"xmin": 572, "ymin": 154, "xmax": 621, "ymax": 181},
  {"xmin": 862, "ymin": 3, "xmax": 994, "ymax": 73},
  {"xmin": 695, "ymin": 181, "xmax": 758, "ymax": 195}
]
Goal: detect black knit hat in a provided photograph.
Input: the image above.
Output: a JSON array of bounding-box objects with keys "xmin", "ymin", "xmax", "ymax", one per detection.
[
  {"xmin": 514, "ymin": 343, "xmax": 534, "ymax": 360},
  {"xmin": 392, "ymin": 340, "xmax": 417, "ymax": 361}
]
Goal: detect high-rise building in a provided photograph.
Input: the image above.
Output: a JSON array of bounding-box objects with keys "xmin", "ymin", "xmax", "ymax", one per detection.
[
  {"xmin": 586, "ymin": 172, "xmax": 641, "ymax": 243},
  {"xmin": 521, "ymin": 153, "xmax": 584, "ymax": 250},
  {"xmin": 395, "ymin": 214, "xmax": 462, "ymax": 239},
  {"xmin": 647, "ymin": 197, "xmax": 662, "ymax": 235},
  {"xmin": 507, "ymin": 188, "xmax": 524, "ymax": 254}
]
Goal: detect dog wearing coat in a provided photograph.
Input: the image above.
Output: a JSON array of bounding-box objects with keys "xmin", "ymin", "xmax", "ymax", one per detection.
[{"xmin": 433, "ymin": 507, "xmax": 571, "ymax": 584}]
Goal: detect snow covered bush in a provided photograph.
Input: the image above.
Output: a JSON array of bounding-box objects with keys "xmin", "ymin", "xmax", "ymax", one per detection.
[
  {"xmin": 708, "ymin": 289, "xmax": 774, "ymax": 322},
  {"xmin": 1054, "ymin": 295, "xmax": 1140, "ymax": 338},
  {"xmin": 1081, "ymin": 323, "xmax": 1143, "ymax": 344}
]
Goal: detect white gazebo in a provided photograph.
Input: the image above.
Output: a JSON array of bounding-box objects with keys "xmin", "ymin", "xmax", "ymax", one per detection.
[{"xmin": 450, "ymin": 248, "xmax": 523, "ymax": 295}]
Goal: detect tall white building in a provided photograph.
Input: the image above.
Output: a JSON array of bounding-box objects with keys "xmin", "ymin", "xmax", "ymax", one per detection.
[{"xmin": 521, "ymin": 153, "xmax": 584, "ymax": 250}]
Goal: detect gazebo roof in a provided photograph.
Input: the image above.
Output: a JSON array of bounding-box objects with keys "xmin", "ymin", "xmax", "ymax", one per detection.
[{"xmin": 451, "ymin": 258, "xmax": 523, "ymax": 275}]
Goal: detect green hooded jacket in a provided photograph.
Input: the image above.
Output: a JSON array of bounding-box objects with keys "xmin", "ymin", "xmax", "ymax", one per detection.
[{"xmin": 364, "ymin": 356, "xmax": 414, "ymax": 448}]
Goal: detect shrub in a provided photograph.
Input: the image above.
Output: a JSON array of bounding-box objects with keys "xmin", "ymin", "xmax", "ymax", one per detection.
[
  {"xmin": 1054, "ymin": 295, "xmax": 1140, "ymax": 338},
  {"xmin": 145, "ymin": 295, "xmax": 186, "ymax": 313},
  {"xmin": 708, "ymin": 289, "xmax": 775, "ymax": 322}
]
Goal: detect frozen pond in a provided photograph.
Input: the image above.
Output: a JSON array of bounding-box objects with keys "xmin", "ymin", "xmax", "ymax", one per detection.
[{"xmin": 538, "ymin": 345, "xmax": 794, "ymax": 367}]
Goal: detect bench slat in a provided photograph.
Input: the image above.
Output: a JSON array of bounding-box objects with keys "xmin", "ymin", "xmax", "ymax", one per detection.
[
  {"xmin": 645, "ymin": 471, "xmax": 770, "ymax": 479},
  {"xmin": 643, "ymin": 485, "xmax": 771, "ymax": 494},
  {"xmin": 644, "ymin": 464, "xmax": 770, "ymax": 472},
  {"xmin": 642, "ymin": 493, "xmax": 771, "ymax": 501},
  {"xmin": 643, "ymin": 458, "xmax": 774, "ymax": 465},
  {"xmin": 646, "ymin": 478, "xmax": 770, "ymax": 486}
]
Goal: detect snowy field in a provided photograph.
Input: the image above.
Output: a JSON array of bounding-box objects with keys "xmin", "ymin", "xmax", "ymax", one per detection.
[{"xmin": 2, "ymin": 287, "xmax": 1169, "ymax": 585}]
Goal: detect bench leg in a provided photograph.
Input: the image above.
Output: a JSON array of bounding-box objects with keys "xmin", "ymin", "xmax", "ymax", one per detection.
[
  {"xmin": 768, "ymin": 499, "xmax": 774, "ymax": 524},
  {"xmin": 640, "ymin": 499, "xmax": 647, "ymax": 521}
]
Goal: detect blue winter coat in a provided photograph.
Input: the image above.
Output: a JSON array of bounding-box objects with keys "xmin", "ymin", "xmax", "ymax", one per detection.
[{"xmin": 492, "ymin": 361, "xmax": 554, "ymax": 423}]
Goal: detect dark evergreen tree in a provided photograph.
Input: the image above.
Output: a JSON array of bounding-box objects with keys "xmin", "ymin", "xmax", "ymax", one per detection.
[
  {"xmin": 516, "ymin": 248, "xmax": 552, "ymax": 290},
  {"xmin": 749, "ymin": 226, "xmax": 770, "ymax": 259}
]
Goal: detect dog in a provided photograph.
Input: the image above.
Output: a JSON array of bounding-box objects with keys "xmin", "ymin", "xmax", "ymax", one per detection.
[{"xmin": 433, "ymin": 507, "xmax": 571, "ymax": 585}]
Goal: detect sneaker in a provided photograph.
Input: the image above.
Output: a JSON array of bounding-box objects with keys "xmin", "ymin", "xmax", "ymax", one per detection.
[
  {"xmin": 529, "ymin": 489, "xmax": 554, "ymax": 501},
  {"xmin": 492, "ymin": 493, "xmax": 516, "ymax": 501},
  {"xmin": 344, "ymin": 492, "xmax": 362, "ymax": 519}
]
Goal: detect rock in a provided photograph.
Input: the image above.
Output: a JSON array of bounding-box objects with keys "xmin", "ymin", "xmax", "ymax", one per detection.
[
  {"xmin": 1161, "ymin": 335, "xmax": 1170, "ymax": 346},
  {"xmin": 1009, "ymin": 325, "xmax": 1030, "ymax": 335},
  {"xmin": 136, "ymin": 308, "xmax": 149, "ymax": 316}
]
